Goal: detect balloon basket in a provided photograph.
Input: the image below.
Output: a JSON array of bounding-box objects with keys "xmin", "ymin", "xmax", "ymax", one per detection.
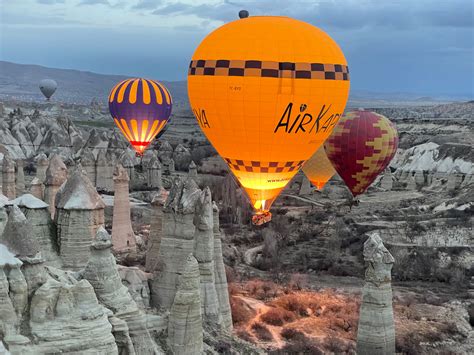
[{"xmin": 252, "ymin": 211, "xmax": 272, "ymax": 226}]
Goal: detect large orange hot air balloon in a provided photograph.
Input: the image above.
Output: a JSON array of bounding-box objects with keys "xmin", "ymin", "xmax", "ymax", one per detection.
[
  {"xmin": 188, "ymin": 15, "xmax": 350, "ymax": 224},
  {"xmin": 324, "ymin": 110, "xmax": 399, "ymax": 197},
  {"xmin": 109, "ymin": 78, "xmax": 172, "ymax": 155},
  {"xmin": 302, "ymin": 146, "xmax": 336, "ymax": 191}
]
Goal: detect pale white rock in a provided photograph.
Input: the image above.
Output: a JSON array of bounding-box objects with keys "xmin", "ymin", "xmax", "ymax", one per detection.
[
  {"xmin": 168, "ymin": 254, "xmax": 203, "ymax": 355},
  {"xmin": 55, "ymin": 166, "xmax": 105, "ymax": 270},
  {"xmin": 2, "ymin": 155, "xmax": 15, "ymax": 200},
  {"xmin": 29, "ymin": 270, "xmax": 118, "ymax": 354},
  {"xmin": 83, "ymin": 227, "xmax": 160, "ymax": 354},
  {"xmin": 380, "ymin": 168, "xmax": 393, "ymax": 191},
  {"xmin": 157, "ymin": 140, "xmax": 173, "ymax": 162},
  {"xmin": 357, "ymin": 233, "xmax": 395, "ymax": 355},
  {"xmin": 173, "ymin": 144, "xmax": 192, "ymax": 171},
  {"xmin": 44, "ymin": 153, "xmax": 67, "ymax": 218},
  {"xmin": 298, "ymin": 174, "xmax": 312, "ymax": 196},
  {"xmin": 193, "ymin": 187, "xmax": 220, "ymax": 326},
  {"xmin": 29, "ymin": 177, "xmax": 44, "ymax": 200},
  {"xmin": 1, "ymin": 205, "xmax": 40, "ymax": 259},
  {"xmin": 414, "ymin": 170, "xmax": 425, "ymax": 187},
  {"xmin": 111, "ymin": 164, "xmax": 136, "ymax": 253},
  {"xmin": 96, "ymin": 149, "xmax": 116, "ymax": 192},
  {"xmin": 188, "ymin": 160, "xmax": 197, "ymax": 178},
  {"xmin": 117, "ymin": 265, "xmax": 152, "ymax": 309},
  {"xmin": 150, "ymin": 178, "xmax": 200, "ymax": 309},
  {"xmin": 9, "ymin": 194, "xmax": 59, "ymax": 266},
  {"xmin": 146, "ymin": 155, "xmax": 162, "ymax": 188},
  {"xmin": 446, "ymin": 168, "xmax": 464, "ymax": 191},
  {"xmin": 406, "ymin": 173, "xmax": 416, "ymax": 190},
  {"xmin": 80, "ymin": 148, "xmax": 97, "ymax": 186},
  {"xmin": 212, "ymin": 203, "xmax": 233, "ymax": 331},
  {"xmin": 120, "ymin": 152, "xmax": 135, "ymax": 186},
  {"xmin": 35, "ymin": 153, "xmax": 49, "ymax": 183},
  {"xmin": 15, "ymin": 160, "xmax": 25, "ymax": 196},
  {"xmin": 0, "ymin": 265, "xmax": 18, "ymax": 339},
  {"xmin": 145, "ymin": 188, "xmax": 168, "ymax": 272}
]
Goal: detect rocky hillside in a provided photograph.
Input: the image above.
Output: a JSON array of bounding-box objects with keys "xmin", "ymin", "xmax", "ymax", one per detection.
[{"xmin": 0, "ymin": 61, "xmax": 188, "ymax": 105}]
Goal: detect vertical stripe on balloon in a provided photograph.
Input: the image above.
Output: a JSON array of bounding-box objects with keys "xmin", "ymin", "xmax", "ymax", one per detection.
[
  {"xmin": 129, "ymin": 79, "xmax": 140, "ymax": 104},
  {"xmin": 145, "ymin": 120, "xmax": 160, "ymax": 142},
  {"xmin": 140, "ymin": 120, "xmax": 149, "ymax": 142},
  {"xmin": 131, "ymin": 119, "xmax": 139, "ymax": 141},
  {"xmin": 141, "ymin": 79, "xmax": 151, "ymax": 104},
  {"xmin": 117, "ymin": 79, "xmax": 132, "ymax": 103},
  {"xmin": 109, "ymin": 80, "xmax": 126, "ymax": 102},
  {"xmin": 114, "ymin": 118, "xmax": 131, "ymax": 142},
  {"xmin": 156, "ymin": 81, "xmax": 171, "ymax": 105},
  {"xmin": 148, "ymin": 80, "xmax": 163, "ymax": 104},
  {"xmin": 120, "ymin": 118, "xmax": 134, "ymax": 141}
]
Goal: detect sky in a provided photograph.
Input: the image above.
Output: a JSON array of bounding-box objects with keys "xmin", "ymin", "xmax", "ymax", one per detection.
[{"xmin": 1, "ymin": 0, "xmax": 473, "ymax": 97}]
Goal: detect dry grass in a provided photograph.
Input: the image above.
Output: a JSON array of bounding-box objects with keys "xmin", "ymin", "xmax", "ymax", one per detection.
[
  {"xmin": 251, "ymin": 322, "xmax": 274, "ymax": 341},
  {"xmin": 260, "ymin": 307, "xmax": 296, "ymax": 326}
]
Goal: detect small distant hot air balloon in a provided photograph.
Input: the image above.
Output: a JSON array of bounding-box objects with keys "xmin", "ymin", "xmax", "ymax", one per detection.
[
  {"xmin": 39, "ymin": 79, "xmax": 57, "ymax": 100},
  {"xmin": 302, "ymin": 146, "xmax": 336, "ymax": 191},
  {"xmin": 109, "ymin": 78, "xmax": 172, "ymax": 155},
  {"xmin": 324, "ymin": 110, "xmax": 399, "ymax": 197},
  {"xmin": 188, "ymin": 14, "xmax": 350, "ymax": 225}
]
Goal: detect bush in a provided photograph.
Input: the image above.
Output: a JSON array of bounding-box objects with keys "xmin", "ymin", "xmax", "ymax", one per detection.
[
  {"xmin": 280, "ymin": 327, "xmax": 306, "ymax": 341},
  {"xmin": 230, "ymin": 296, "xmax": 255, "ymax": 325},
  {"xmin": 261, "ymin": 307, "xmax": 296, "ymax": 326},
  {"xmin": 251, "ymin": 322, "xmax": 273, "ymax": 341}
]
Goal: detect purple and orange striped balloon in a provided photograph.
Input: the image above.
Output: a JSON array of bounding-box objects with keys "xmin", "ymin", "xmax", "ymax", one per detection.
[{"xmin": 109, "ymin": 78, "xmax": 172, "ymax": 155}]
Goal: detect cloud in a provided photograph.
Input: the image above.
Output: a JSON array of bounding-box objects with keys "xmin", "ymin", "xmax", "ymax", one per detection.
[
  {"xmin": 78, "ymin": 0, "xmax": 110, "ymax": 5},
  {"xmin": 36, "ymin": 0, "xmax": 66, "ymax": 4},
  {"xmin": 133, "ymin": 0, "xmax": 162, "ymax": 10}
]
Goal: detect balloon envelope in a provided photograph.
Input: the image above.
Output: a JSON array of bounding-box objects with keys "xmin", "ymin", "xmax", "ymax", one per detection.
[
  {"xmin": 39, "ymin": 79, "xmax": 57, "ymax": 100},
  {"xmin": 109, "ymin": 78, "xmax": 172, "ymax": 155},
  {"xmin": 188, "ymin": 16, "xmax": 350, "ymax": 221},
  {"xmin": 302, "ymin": 146, "xmax": 336, "ymax": 191},
  {"xmin": 324, "ymin": 110, "xmax": 399, "ymax": 196}
]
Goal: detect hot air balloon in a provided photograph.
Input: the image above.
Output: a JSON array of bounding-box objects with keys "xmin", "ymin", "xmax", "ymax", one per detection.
[
  {"xmin": 302, "ymin": 146, "xmax": 336, "ymax": 191},
  {"xmin": 324, "ymin": 110, "xmax": 399, "ymax": 197},
  {"xmin": 39, "ymin": 79, "xmax": 57, "ymax": 100},
  {"xmin": 188, "ymin": 14, "xmax": 350, "ymax": 224},
  {"xmin": 109, "ymin": 78, "xmax": 172, "ymax": 155}
]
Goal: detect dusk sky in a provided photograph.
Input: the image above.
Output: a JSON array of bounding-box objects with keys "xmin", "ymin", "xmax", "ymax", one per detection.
[{"xmin": 1, "ymin": 0, "xmax": 473, "ymax": 97}]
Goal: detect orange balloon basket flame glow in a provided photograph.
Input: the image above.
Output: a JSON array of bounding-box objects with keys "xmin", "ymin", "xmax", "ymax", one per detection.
[{"xmin": 251, "ymin": 211, "xmax": 272, "ymax": 226}]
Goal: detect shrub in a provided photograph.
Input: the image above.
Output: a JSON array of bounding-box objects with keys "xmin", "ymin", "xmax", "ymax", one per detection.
[
  {"xmin": 261, "ymin": 307, "xmax": 296, "ymax": 326},
  {"xmin": 230, "ymin": 296, "xmax": 255, "ymax": 325},
  {"xmin": 251, "ymin": 322, "xmax": 273, "ymax": 341},
  {"xmin": 280, "ymin": 327, "xmax": 306, "ymax": 342}
]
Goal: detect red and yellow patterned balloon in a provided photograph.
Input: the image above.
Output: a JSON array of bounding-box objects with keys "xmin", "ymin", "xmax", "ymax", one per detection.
[{"xmin": 324, "ymin": 110, "xmax": 398, "ymax": 196}]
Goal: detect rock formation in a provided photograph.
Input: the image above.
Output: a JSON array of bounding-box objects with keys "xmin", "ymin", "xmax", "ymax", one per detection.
[
  {"xmin": 81, "ymin": 148, "xmax": 97, "ymax": 186},
  {"xmin": 29, "ymin": 268, "xmax": 118, "ymax": 354},
  {"xmin": 380, "ymin": 168, "xmax": 393, "ymax": 191},
  {"xmin": 357, "ymin": 233, "xmax": 395, "ymax": 355},
  {"xmin": 83, "ymin": 227, "xmax": 160, "ymax": 354},
  {"xmin": 117, "ymin": 265, "xmax": 152, "ymax": 309},
  {"xmin": 145, "ymin": 188, "xmax": 168, "ymax": 272},
  {"xmin": 2, "ymin": 154, "xmax": 15, "ymax": 199},
  {"xmin": 55, "ymin": 166, "xmax": 105, "ymax": 270},
  {"xmin": 157, "ymin": 140, "xmax": 173, "ymax": 162},
  {"xmin": 193, "ymin": 187, "xmax": 220, "ymax": 326},
  {"xmin": 96, "ymin": 149, "xmax": 116, "ymax": 192},
  {"xmin": 15, "ymin": 160, "xmax": 25, "ymax": 196},
  {"xmin": 298, "ymin": 175, "xmax": 312, "ymax": 195},
  {"xmin": 120, "ymin": 152, "xmax": 135, "ymax": 187},
  {"xmin": 9, "ymin": 194, "xmax": 59, "ymax": 266},
  {"xmin": 188, "ymin": 160, "xmax": 197, "ymax": 178},
  {"xmin": 111, "ymin": 164, "xmax": 136, "ymax": 253},
  {"xmin": 1, "ymin": 205, "xmax": 40, "ymax": 259},
  {"xmin": 146, "ymin": 155, "xmax": 162, "ymax": 188},
  {"xmin": 35, "ymin": 153, "xmax": 49, "ymax": 183},
  {"xmin": 406, "ymin": 173, "xmax": 416, "ymax": 190},
  {"xmin": 29, "ymin": 177, "xmax": 44, "ymax": 200},
  {"xmin": 414, "ymin": 170, "xmax": 425, "ymax": 187},
  {"xmin": 168, "ymin": 254, "xmax": 203, "ymax": 355},
  {"xmin": 150, "ymin": 178, "xmax": 201, "ymax": 309},
  {"xmin": 173, "ymin": 144, "xmax": 192, "ymax": 171},
  {"xmin": 212, "ymin": 203, "xmax": 233, "ymax": 331},
  {"xmin": 43, "ymin": 154, "xmax": 67, "ymax": 218},
  {"xmin": 446, "ymin": 168, "xmax": 463, "ymax": 191}
]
